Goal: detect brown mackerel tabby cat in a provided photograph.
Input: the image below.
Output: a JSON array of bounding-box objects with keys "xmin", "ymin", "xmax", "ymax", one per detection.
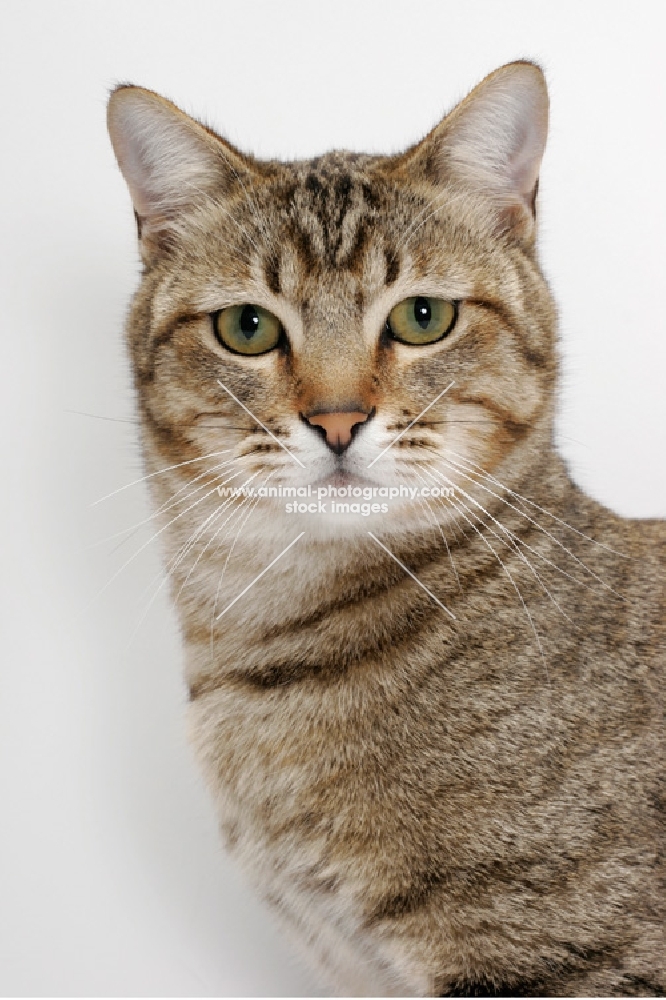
[{"xmin": 107, "ymin": 62, "xmax": 664, "ymax": 996}]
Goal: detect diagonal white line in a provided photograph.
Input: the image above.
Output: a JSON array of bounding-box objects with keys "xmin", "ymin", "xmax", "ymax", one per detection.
[
  {"xmin": 216, "ymin": 531, "xmax": 305, "ymax": 620},
  {"xmin": 367, "ymin": 380, "xmax": 455, "ymax": 469},
  {"xmin": 217, "ymin": 379, "xmax": 306, "ymax": 468},
  {"xmin": 367, "ymin": 531, "xmax": 456, "ymax": 620}
]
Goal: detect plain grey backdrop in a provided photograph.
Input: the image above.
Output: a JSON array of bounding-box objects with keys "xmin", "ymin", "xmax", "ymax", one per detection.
[{"xmin": 1, "ymin": 1, "xmax": 664, "ymax": 995}]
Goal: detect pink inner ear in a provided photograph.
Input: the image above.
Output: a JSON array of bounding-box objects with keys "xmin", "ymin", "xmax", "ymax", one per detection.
[
  {"xmin": 112, "ymin": 133, "xmax": 156, "ymax": 220},
  {"xmin": 507, "ymin": 123, "xmax": 545, "ymax": 206},
  {"xmin": 108, "ymin": 94, "xmax": 158, "ymax": 215}
]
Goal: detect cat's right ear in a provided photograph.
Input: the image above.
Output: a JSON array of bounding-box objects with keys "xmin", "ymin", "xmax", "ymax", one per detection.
[{"xmin": 107, "ymin": 86, "xmax": 250, "ymax": 251}]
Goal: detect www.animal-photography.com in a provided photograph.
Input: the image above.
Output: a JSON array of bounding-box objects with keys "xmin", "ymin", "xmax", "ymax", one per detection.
[{"xmin": 0, "ymin": 2, "xmax": 664, "ymax": 997}]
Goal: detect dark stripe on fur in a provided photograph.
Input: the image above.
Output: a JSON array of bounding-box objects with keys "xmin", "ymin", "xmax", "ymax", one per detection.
[
  {"xmin": 467, "ymin": 298, "xmax": 547, "ymax": 371},
  {"xmin": 264, "ymin": 253, "xmax": 281, "ymax": 294},
  {"xmin": 188, "ymin": 658, "xmax": 344, "ymax": 699},
  {"xmin": 440, "ymin": 980, "xmax": 551, "ymax": 997},
  {"xmin": 144, "ymin": 313, "xmax": 199, "ymax": 379},
  {"xmin": 438, "ymin": 942, "xmax": 632, "ymax": 996},
  {"xmin": 385, "ymin": 246, "xmax": 400, "ymax": 285}
]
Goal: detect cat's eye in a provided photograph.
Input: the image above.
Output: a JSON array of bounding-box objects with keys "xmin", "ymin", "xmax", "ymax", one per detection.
[
  {"xmin": 213, "ymin": 304, "xmax": 282, "ymax": 356},
  {"xmin": 386, "ymin": 296, "xmax": 457, "ymax": 346}
]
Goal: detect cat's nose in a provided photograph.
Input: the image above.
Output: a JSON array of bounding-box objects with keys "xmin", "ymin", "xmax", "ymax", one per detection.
[{"xmin": 304, "ymin": 409, "xmax": 372, "ymax": 455}]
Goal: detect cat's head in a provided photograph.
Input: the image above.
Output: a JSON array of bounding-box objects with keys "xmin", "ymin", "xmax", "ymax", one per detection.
[{"xmin": 108, "ymin": 62, "xmax": 555, "ymax": 542}]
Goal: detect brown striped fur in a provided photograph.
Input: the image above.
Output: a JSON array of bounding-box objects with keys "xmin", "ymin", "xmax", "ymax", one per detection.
[{"xmin": 107, "ymin": 63, "xmax": 664, "ymax": 995}]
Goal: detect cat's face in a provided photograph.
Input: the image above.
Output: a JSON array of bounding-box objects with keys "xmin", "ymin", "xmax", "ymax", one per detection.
[{"xmin": 109, "ymin": 62, "xmax": 556, "ymax": 542}]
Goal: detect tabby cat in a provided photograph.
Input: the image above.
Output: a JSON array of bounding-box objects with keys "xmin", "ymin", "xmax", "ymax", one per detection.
[{"xmin": 107, "ymin": 62, "xmax": 664, "ymax": 996}]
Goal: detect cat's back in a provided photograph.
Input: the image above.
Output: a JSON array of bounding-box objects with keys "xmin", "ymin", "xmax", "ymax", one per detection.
[{"xmin": 567, "ymin": 488, "xmax": 665, "ymax": 669}]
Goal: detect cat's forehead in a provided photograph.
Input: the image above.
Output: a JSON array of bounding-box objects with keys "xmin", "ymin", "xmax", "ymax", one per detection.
[
  {"xmin": 275, "ymin": 153, "xmax": 393, "ymax": 286},
  {"xmin": 239, "ymin": 150, "xmax": 447, "ymax": 301},
  {"xmin": 278, "ymin": 151, "xmax": 395, "ymax": 238},
  {"xmin": 286, "ymin": 150, "xmax": 383, "ymax": 188},
  {"xmin": 180, "ymin": 147, "xmax": 489, "ymax": 310}
]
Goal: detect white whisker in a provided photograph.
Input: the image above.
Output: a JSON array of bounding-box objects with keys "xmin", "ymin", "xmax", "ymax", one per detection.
[
  {"xmin": 446, "ymin": 493, "xmax": 548, "ymax": 682},
  {"xmin": 444, "ymin": 447, "xmax": 628, "ymax": 558},
  {"xmin": 408, "ymin": 466, "xmax": 461, "ymax": 591},
  {"xmin": 178, "ymin": 469, "xmax": 278, "ymax": 600},
  {"xmin": 390, "ymin": 189, "xmax": 449, "ymax": 262},
  {"xmin": 91, "ymin": 448, "xmax": 233, "ymax": 506},
  {"xmin": 186, "ymin": 181, "xmax": 263, "ymax": 259},
  {"xmin": 90, "ymin": 459, "xmax": 241, "ymax": 550},
  {"xmin": 441, "ymin": 451, "xmax": 626, "ymax": 600},
  {"xmin": 125, "ymin": 472, "xmax": 267, "ymax": 646},
  {"xmin": 81, "ymin": 479, "xmax": 230, "ymax": 618},
  {"xmin": 424, "ymin": 464, "xmax": 576, "ymax": 629}
]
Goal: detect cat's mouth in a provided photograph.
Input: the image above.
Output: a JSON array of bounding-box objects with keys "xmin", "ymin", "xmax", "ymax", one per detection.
[{"xmin": 313, "ymin": 470, "xmax": 378, "ymax": 489}]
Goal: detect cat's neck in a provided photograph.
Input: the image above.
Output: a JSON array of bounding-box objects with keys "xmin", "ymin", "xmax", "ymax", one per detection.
[{"xmin": 176, "ymin": 440, "xmax": 596, "ymax": 697}]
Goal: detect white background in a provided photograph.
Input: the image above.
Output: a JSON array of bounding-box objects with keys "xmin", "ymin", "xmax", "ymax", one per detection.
[{"xmin": 1, "ymin": 2, "xmax": 664, "ymax": 996}]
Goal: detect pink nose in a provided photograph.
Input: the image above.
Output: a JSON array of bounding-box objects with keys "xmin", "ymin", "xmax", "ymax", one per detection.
[{"xmin": 305, "ymin": 410, "xmax": 370, "ymax": 454}]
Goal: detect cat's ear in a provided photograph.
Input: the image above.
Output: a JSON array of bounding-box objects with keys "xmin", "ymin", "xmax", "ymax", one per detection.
[
  {"xmin": 107, "ymin": 85, "xmax": 252, "ymax": 249},
  {"xmin": 413, "ymin": 62, "xmax": 549, "ymax": 241}
]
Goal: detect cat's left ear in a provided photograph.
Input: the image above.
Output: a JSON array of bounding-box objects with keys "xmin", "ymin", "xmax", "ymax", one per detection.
[{"xmin": 409, "ymin": 62, "xmax": 549, "ymax": 242}]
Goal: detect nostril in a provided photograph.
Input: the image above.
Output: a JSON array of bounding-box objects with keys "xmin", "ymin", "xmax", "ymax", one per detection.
[{"xmin": 302, "ymin": 408, "xmax": 374, "ymax": 455}]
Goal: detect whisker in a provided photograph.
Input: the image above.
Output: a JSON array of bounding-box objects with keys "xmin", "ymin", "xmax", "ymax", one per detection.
[
  {"xmin": 124, "ymin": 503, "xmax": 228, "ymax": 648},
  {"xmin": 389, "ymin": 189, "xmax": 448, "ymax": 262},
  {"xmin": 126, "ymin": 472, "xmax": 268, "ymax": 644},
  {"xmin": 443, "ymin": 500, "xmax": 469, "ymax": 544},
  {"xmin": 216, "ymin": 529, "xmax": 305, "ymax": 623},
  {"xmin": 185, "ymin": 181, "xmax": 263, "ymax": 259},
  {"xmin": 416, "ymin": 419, "xmax": 499, "ymax": 427},
  {"xmin": 444, "ymin": 447, "xmax": 628, "ymax": 558},
  {"xmin": 397, "ymin": 187, "xmax": 486, "ymax": 261},
  {"xmin": 81, "ymin": 478, "xmax": 233, "ymax": 618},
  {"xmin": 209, "ymin": 149, "xmax": 276, "ymax": 254},
  {"xmin": 91, "ymin": 447, "xmax": 233, "ymax": 506},
  {"xmin": 441, "ymin": 451, "xmax": 626, "ymax": 600},
  {"xmin": 439, "ymin": 468, "xmax": 593, "ymax": 601},
  {"xmin": 367, "ymin": 531, "xmax": 456, "ymax": 621},
  {"xmin": 65, "ymin": 408, "xmax": 141, "ymax": 425},
  {"xmin": 367, "ymin": 380, "xmax": 454, "ymax": 469},
  {"xmin": 217, "ymin": 380, "xmax": 305, "ymax": 468},
  {"xmin": 176, "ymin": 470, "xmax": 277, "ymax": 599},
  {"xmin": 97, "ymin": 463, "xmax": 237, "ymax": 557},
  {"xmin": 166, "ymin": 472, "xmax": 262, "ymax": 585},
  {"xmin": 193, "ymin": 421, "xmax": 258, "ymax": 431},
  {"xmin": 431, "ymin": 459, "xmax": 613, "ymax": 601},
  {"xmin": 210, "ymin": 489, "xmax": 271, "ymax": 658},
  {"xmin": 135, "ymin": 459, "xmax": 244, "ymax": 525},
  {"xmin": 446, "ymin": 493, "xmax": 549, "ymax": 682},
  {"xmin": 407, "ymin": 466, "xmax": 461, "ymax": 591},
  {"xmin": 404, "ymin": 468, "xmax": 444, "ymax": 543},
  {"xmin": 90, "ymin": 459, "xmax": 241, "ymax": 550},
  {"xmin": 422, "ymin": 464, "xmax": 576, "ymax": 629},
  {"xmin": 429, "ymin": 465, "xmax": 585, "ymax": 600}
]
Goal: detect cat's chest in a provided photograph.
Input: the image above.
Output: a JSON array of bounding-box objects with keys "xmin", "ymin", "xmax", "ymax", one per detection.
[{"xmin": 188, "ymin": 700, "xmax": 426, "ymax": 995}]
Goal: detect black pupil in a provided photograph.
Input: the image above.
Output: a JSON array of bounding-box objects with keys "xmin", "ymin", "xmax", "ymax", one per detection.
[
  {"xmin": 240, "ymin": 305, "xmax": 260, "ymax": 339},
  {"xmin": 414, "ymin": 297, "xmax": 431, "ymax": 329}
]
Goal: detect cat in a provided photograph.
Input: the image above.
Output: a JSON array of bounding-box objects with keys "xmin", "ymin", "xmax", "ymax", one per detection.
[{"xmin": 107, "ymin": 62, "xmax": 664, "ymax": 997}]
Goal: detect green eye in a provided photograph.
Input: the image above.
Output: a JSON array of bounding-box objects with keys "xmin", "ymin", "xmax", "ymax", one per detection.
[
  {"xmin": 213, "ymin": 304, "xmax": 282, "ymax": 355},
  {"xmin": 386, "ymin": 296, "xmax": 457, "ymax": 345}
]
